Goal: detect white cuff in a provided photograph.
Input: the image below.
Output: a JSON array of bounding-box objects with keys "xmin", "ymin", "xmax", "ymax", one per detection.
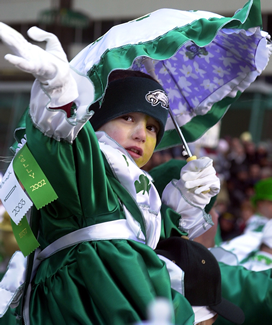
[
  {"xmin": 162, "ymin": 180, "xmax": 213, "ymax": 239},
  {"xmin": 29, "ymin": 67, "xmax": 95, "ymax": 142},
  {"xmin": 41, "ymin": 69, "xmax": 79, "ymax": 108}
]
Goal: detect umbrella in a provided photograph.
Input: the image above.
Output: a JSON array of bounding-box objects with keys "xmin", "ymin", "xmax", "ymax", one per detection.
[{"xmin": 70, "ymin": 0, "xmax": 271, "ymax": 153}]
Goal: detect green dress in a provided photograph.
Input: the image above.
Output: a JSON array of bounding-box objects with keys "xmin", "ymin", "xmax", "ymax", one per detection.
[{"xmin": 16, "ymin": 115, "xmax": 194, "ymax": 325}]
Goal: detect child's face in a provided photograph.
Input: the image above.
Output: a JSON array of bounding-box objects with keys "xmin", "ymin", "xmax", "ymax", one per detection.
[{"xmin": 98, "ymin": 112, "xmax": 160, "ymax": 167}]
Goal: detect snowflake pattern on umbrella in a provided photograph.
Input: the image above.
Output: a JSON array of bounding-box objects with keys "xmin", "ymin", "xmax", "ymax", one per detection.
[{"xmin": 132, "ymin": 29, "xmax": 263, "ymax": 130}]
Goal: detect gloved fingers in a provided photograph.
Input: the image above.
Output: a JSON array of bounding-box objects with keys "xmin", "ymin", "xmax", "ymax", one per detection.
[
  {"xmin": 194, "ymin": 183, "xmax": 220, "ymax": 195},
  {"xmin": 1, "ymin": 31, "xmax": 26, "ymax": 51},
  {"xmin": 180, "ymin": 158, "xmax": 214, "ymax": 180},
  {"xmin": 209, "ymin": 182, "xmax": 221, "ymax": 193},
  {"xmin": 4, "ymin": 54, "xmax": 33, "ymax": 72},
  {"xmin": 0, "ymin": 22, "xmax": 26, "ymax": 43},
  {"xmin": 182, "ymin": 167, "xmax": 215, "ymax": 182},
  {"xmin": 0, "ymin": 23, "xmax": 30, "ymax": 57},
  {"xmin": 182, "ymin": 187, "xmax": 212, "ymax": 207},
  {"xmin": 184, "ymin": 180, "xmax": 208, "ymax": 190},
  {"xmin": 194, "ymin": 184, "xmax": 214, "ymax": 195},
  {"xmin": 183, "ymin": 157, "xmax": 213, "ymax": 172},
  {"xmin": 5, "ymin": 52, "xmax": 56, "ymax": 82},
  {"xmin": 27, "ymin": 27, "xmax": 67, "ymax": 61},
  {"xmin": 184, "ymin": 172, "xmax": 219, "ymax": 188}
]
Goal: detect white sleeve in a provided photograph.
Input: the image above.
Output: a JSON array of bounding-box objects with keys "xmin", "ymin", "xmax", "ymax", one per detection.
[
  {"xmin": 29, "ymin": 67, "xmax": 95, "ymax": 143},
  {"xmin": 162, "ymin": 179, "xmax": 213, "ymax": 239},
  {"xmin": 220, "ymin": 231, "xmax": 263, "ymax": 263}
]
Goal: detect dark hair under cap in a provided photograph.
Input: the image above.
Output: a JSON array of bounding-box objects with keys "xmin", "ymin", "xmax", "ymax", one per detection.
[{"xmin": 90, "ymin": 75, "xmax": 169, "ymax": 145}]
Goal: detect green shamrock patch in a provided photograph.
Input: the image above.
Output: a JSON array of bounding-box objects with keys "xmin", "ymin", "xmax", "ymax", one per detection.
[{"xmin": 134, "ymin": 174, "xmax": 151, "ymax": 195}]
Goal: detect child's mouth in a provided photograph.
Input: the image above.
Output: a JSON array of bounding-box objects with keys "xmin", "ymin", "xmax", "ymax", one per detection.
[{"xmin": 126, "ymin": 147, "xmax": 143, "ymax": 158}]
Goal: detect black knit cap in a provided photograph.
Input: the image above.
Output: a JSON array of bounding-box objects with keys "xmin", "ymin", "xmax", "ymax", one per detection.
[
  {"xmin": 155, "ymin": 237, "xmax": 245, "ymax": 324},
  {"xmin": 90, "ymin": 76, "xmax": 169, "ymax": 146}
]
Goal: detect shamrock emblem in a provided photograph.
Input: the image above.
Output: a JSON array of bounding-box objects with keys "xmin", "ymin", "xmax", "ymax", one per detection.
[
  {"xmin": 134, "ymin": 174, "xmax": 151, "ymax": 195},
  {"xmin": 185, "ymin": 44, "xmax": 208, "ymax": 59}
]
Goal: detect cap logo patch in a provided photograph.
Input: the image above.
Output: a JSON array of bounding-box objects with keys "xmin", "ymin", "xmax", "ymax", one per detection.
[{"xmin": 145, "ymin": 90, "xmax": 169, "ymax": 109}]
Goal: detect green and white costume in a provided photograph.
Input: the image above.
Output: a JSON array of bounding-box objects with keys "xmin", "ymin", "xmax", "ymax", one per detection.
[
  {"xmin": 228, "ymin": 219, "xmax": 272, "ymax": 272},
  {"xmin": 241, "ymin": 251, "xmax": 272, "ymax": 271},
  {"xmin": 243, "ymin": 214, "xmax": 269, "ymax": 233},
  {"xmin": 219, "ymin": 214, "xmax": 269, "ymax": 263},
  {"xmin": 4, "ymin": 72, "xmax": 214, "ymax": 325}
]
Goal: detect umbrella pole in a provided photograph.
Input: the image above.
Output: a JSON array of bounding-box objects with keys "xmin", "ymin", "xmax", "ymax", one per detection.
[
  {"xmin": 142, "ymin": 58, "xmax": 196, "ymax": 162},
  {"xmin": 168, "ymin": 109, "xmax": 210, "ymax": 193},
  {"xmin": 168, "ymin": 108, "xmax": 196, "ymax": 161}
]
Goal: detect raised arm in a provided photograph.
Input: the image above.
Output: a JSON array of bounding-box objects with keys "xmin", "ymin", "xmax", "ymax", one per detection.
[{"xmin": 0, "ymin": 22, "xmax": 94, "ymax": 142}]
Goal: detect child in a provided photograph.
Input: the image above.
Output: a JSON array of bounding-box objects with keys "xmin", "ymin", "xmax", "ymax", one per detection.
[{"xmin": 0, "ymin": 24, "xmax": 220, "ymax": 325}]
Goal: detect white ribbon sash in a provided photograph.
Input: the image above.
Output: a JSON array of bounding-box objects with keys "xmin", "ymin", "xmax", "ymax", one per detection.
[{"xmin": 0, "ymin": 161, "xmax": 32, "ymax": 225}]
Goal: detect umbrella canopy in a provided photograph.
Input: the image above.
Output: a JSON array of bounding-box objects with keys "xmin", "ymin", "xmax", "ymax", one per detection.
[{"xmin": 71, "ymin": 0, "xmax": 271, "ymax": 151}]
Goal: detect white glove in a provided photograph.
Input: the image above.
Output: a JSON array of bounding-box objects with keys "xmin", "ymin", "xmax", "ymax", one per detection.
[
  {"xmin": 0, "ymin": 22, "xmax": 78, "ymax": 106},
  {"xmin": 177, "ymin": 157, "xmax": 220, "ymax": 208}
]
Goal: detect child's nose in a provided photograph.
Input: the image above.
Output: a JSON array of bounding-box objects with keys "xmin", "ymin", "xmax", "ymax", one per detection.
[{"xmin": 132, "ymin": 122, "xmax": 146, "ymax": 142}]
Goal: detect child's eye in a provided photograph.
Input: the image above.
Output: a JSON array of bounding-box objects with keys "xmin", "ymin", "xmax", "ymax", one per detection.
[
  {"xmin": 122, "ymin": 115, "xmax": 133, "ymax": 122},
  {"xmin": 147, "ymin": 125, "xmax": 158, "ymax": 134}
]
